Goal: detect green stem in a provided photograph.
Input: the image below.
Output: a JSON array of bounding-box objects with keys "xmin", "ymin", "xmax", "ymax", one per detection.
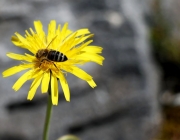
[{"xmin": 43, "ymin": 84, "xmax": 53, "ymax": 140}]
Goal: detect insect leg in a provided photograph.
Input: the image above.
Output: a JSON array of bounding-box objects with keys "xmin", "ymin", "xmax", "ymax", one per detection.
[
  {"xmin": 52, "ymin": 63, "xmax": 59, "ymax": 71},
  {"xmin": 39, "ymin": 58, "xmax": 59, "ymax": 71},
  {"xmin": 39, "ymin": 58, "xmax": 48, "ymax": 67}
]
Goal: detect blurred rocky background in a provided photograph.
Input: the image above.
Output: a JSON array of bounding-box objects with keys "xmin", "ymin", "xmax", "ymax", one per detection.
[{"xmin": 0, "ymin": 0, "xmax": 179, "ymax": 140}]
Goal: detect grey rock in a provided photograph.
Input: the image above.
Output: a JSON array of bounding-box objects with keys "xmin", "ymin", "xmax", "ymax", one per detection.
[{"xmin": 0, "ymin": 0, "xmax": 161, "ymax": 140}]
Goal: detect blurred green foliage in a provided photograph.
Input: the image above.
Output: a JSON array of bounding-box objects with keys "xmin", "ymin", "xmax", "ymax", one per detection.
[
  {"xmin": 151, "ymin": 0, "xmax": 180, "ymax": 64},
  {"xmin": 151, "ymin": 0, "xmax": 180, "ymax": 140},
  {"xmin": 57, "ymin": 135, "xmax": 80, "ymax": 140}
]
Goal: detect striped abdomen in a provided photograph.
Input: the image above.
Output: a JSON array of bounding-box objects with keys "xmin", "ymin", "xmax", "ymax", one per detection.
[{"xmin": 47, "ymin": 50, "xmax": 68, "ymax": 62}]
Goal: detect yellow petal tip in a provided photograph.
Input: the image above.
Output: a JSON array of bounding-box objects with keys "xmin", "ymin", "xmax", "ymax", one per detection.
[
  {"xmin": 27, "ymin": 98, "xmax": 32, "ymax": 101},
  {"xmin": 52, "ymin": 102, "xmax": 58, "ymax": 106}
]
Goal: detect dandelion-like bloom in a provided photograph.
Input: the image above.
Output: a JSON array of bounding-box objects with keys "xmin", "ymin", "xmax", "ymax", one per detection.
[{"xmin": 2, "ymin": 20, "xmax": 104, "ymax": 105}]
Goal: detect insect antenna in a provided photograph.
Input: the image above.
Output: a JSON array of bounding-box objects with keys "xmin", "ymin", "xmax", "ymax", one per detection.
[{"xmin": 46, "ymin": 35, "xmax": 58, "ymax": 49}]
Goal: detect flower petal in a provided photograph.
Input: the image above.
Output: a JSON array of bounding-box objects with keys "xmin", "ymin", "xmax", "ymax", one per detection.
[
  {"xmin": 29, "ymin": 28, "xmax": 35, "ymax": 35},
  {"xmin": 74, "ymin": 53, "xmax": 105, "ymax": 65},
  {"xmin": 41, "ymin": 71, "xmax": 50, "ymax": 93},
  {"xmin": 66, "ymin": 40, "xmax": 93, "ymax": 57},
  {"xmin": 25, "ymin": 53, "xmax": 36, "ymax": 60},
  {"xmin": 58, "ymin": 29, "xmax": 90, "ymax": 52},
  {"xmin": 12, "ymin": 70, "xmax": 33, "ymax": 91},
  {"xmin": 58, "ymin": 59, "xmax": 89, "ymax": 66},
  {"xmin": 27, "ymin": 75, "xmax": 43, "ymax": 100},
  {"xmin": 60, "ymin": 22, "xmax": 68, "ymax": 42},
  {"xmin": 72, "ymin": 34, "xmax": 94, "ymax": 47},
  {"xmin": 63, "ymin": 66, "xmax": 92, "ymax": 81},
  {"xmin": 34, "ymin": 21, "xmax": 44, "ymax": 35},
  {"xmin": 56, "ymin": 24, "xmax": 61, "ymax": 35},
  {"xmin": 7, "ymin": 53, "xmax": 34, "ymax": 62},
  {"xmin": 34, "ymin": 20, "xmax": 46, "ymax": 43},
  {"xmin": 81, "ymin": 46, "xmax": 103, "ymax": 54},
  {"xmin": 2, "ymin": 64, "xmax": 33, "ymax": 77},
  {"xmin": 52, "ymin": 23, "xmax": 74, "ymax": 51},
  {"xmin": 25, "ymin": 30, "xmax": 31, "ymax": 37},
  {"xmin": 11, "ymin": 36, "xmax": 24, "ymax": 47},
  {"xmin": 87, "ymin": 79, "xmax": 97, "ymax": 88},
  {"xmin": 57, "ymin": 32, "xmax": 78, "ymax": 52},
  {"xmin": 75, "ymin": 28, "xmax": 90, "ymax": 36},
  {"xmin": 63, "ymin": 29, "xmax": 90, "ymax": 45},
  {"xmin": 63, "ymin": 66, "xmax": 97, "ymax": 88},
  {"xmin": 51, "ymin": 73, "xmax": 58, "ymax": 105},
  {"xmin": 54, "ymin": 71, "xmax": 70, "ymax": 102},
  {"xmin": 14, "ymin": 32, "xmax": 37, "ymax": 54},
  {"xmin": 47, "ymin": 20, "xmax": 56, "ymax": 44},
  {"xmin": 30, "ymin": 68, "xmax": 44, "ymax": 79},
  {"xmin": 14, "ymin": 33, "xmax": 30, "ymax": 48}
]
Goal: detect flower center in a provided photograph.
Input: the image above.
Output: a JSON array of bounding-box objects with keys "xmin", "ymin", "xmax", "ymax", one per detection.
[{"xmin": 35, "ymin": 60, "xmax": 58, "ymax": 72}]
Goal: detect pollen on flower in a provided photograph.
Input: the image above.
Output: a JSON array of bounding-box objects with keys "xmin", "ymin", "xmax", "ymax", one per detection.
[
  {"xmin": 35, "ymin": 60, "xmax": 58, "ymax": 72},
  {"xmin": 2, "ymin": 20, "xmax": 104, "ymax": 105}
]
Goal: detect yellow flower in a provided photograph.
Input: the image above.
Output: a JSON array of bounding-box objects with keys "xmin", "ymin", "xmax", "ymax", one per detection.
[{"xmin": 2, "ymin": 20, "xmax": 104, "ymax": 105}]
